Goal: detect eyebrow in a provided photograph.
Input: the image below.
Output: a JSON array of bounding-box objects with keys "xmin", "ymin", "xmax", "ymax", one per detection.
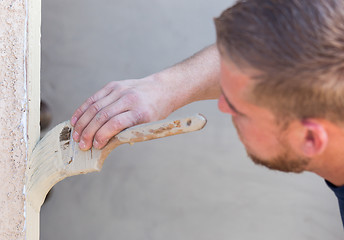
[{"xmin": 221, "ymin": 89, "xmax": 244, "ymax": 116}]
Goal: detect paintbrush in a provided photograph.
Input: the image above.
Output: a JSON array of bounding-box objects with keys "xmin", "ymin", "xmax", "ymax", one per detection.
[{"xmin": 26, "ymin": 114, "xmax": 207, "ymax": 211}]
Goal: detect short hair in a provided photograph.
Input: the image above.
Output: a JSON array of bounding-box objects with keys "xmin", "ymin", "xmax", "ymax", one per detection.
[{"xmin": 215, "ymin": 0, "xmax": 344, "ymax": 124}]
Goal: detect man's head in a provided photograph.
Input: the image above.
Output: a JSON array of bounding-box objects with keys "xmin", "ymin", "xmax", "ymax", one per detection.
[
  {"xmin": 215, "ymin": 0, "xmax": 344, "ymax": 123},
  {"xmin": 214, "ymin": 0, "xmax": 344, "ymax": 173}
]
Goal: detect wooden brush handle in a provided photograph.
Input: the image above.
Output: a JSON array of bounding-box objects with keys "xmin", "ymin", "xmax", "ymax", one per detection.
[
  {"xmin": 101, "ymin": 114, "xmax": 207, "ymax": 158},
  {"xmin": 115, "ymin": 114, "xmax": 206, "ymax": 143},
  {"xmin": 27, "ymin": 114, "xmax": 207, "ymax": 212}
]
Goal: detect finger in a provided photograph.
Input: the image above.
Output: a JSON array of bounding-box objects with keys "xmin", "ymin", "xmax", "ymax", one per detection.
[
  {"xmin": 92, "ymin": 110, "xmax": 145, "ymax": 149},
  {"xmin": 70, "ymin": 83, "xmax": 116, "ymax": 126},
  {"xmin": 77, "ymin": 96, "xmax": 134, "ymax": 150},
  {"xmin": 73, "ymin": 91, "xmax": 122, "ymax": 142}
]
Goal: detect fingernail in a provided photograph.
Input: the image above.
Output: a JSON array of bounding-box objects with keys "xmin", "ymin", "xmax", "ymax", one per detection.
[
  {"xmin": 71, "ymin": 117, "xmax": 77, "ymax": 126},
  {"xmin": 73, "ymin": 131, "xmax": 79, "ymax": 141},
  {"xmin": 93, "ymin": 140, "xmax": 100, "ymax": 149},
  {"xmin": 79, "ymin": 140, "xmax": 86, "ymax": 150}
]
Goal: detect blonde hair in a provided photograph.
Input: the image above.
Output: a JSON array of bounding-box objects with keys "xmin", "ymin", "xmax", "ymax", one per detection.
[{"xmin": 215, "ymin": 0, "xmax": 344, "ymax": 123}]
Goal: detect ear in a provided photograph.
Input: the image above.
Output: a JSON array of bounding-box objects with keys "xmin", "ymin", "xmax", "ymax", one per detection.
[{"xmin": 298, "ymin": 120, "xmax": 328, "ymax": 157}]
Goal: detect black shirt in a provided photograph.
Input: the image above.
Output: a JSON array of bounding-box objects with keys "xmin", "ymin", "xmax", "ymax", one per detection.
[{"xmin": 326, "ymin": 180, "xmax": 344, "ymax": 227}]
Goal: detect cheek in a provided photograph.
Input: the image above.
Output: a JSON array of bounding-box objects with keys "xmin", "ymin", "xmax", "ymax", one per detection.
[
  {"xmin": 232, "ymin": 118, "xmax": 250, "ymax": 143},
  {"xmin": 234, "ymin": 118, "xmax": 282, "ymax": 157}
]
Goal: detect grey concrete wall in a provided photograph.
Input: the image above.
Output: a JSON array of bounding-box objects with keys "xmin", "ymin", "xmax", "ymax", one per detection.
[{"xmin": 40, "ymin": 0, "xmax": 343, "ymax": 239}]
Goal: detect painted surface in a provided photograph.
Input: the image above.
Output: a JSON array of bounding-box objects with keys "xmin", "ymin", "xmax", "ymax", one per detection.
[
  {"xmin": 0, "ymin": 1, "xmax": 27, "ymax": 239},
  {"xmin": 25, "ymin": 0, "xmax": 41, "ymax": 238}
]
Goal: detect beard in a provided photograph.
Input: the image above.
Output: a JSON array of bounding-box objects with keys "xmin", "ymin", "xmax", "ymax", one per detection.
[
  {"xmin": 232, "ymin": 118, "xmax": 310, "ymax": 173},
  {"xmin": 247, "ymin": 151, "xmax": 310, "ymax": 173}
]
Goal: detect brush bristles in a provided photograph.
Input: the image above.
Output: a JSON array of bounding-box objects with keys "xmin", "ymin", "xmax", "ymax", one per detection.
[{"xmin": 26, "ymin": 121, "xmax": 101, "ymax": 212}]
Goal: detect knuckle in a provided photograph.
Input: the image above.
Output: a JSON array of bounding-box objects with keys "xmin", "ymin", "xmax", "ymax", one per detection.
[
  {"xmin": 90, "ymin": 102, "xmax": 102, "ymax": 114},
  {"xmin": 74, "ymin": 120, "xmax": 84, "ymax": 133},
  {"xmin": 124, "ymin": 91, "xmax": 139, "ymax": 104},
  {"xmin": 110, "ymin": 117, "xmax": 124, "ymax": 131},
  {"xmin": 74, "ymin": 108, "xmax": 84, "ymax": 117},
  {"xmin": 94, "ymin": 134, "xmax": 107, "ymax": 145},
  {"xmin": 81, "ymin": 130, "xmax": 93, "ymax": 141},
  {"xmin": 74, "ymin": 123, "xmax": 81, "ymax": 133},
  {"xmin": 86, "ymin": 96, "xmax": 96, "ymax": 105},
  {"xmin": 104, "ymin": 81, "xmax": 117, "ymax": 89},
  {"xmin": 132, "ymin": 110, "xmax": 147, "ymax": 124},
  {"xmin": 104, "ymin": 81, "xmax": 124, "ymax": 93},
  {"xmin": 141, "ymin": 109, "xmax": 151, "ymax": 122},
  {"xmin": 79, "ymin": 102, "xmax": 89, "ymax": 112},
  {"xmin": 95, "ymin": 111, "xmax": 110, "ymax": 123}
]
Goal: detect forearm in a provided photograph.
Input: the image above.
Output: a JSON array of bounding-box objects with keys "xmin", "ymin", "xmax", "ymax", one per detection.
[
  {"xmin": 71, "ymin": 44, "xmax": 221, "ymax": 150},
  {"xmin": 151, "ymin": 44, "xmax": 221, "ymax": 112}
]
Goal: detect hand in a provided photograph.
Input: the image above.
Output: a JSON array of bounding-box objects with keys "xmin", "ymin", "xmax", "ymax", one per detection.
[
  {"xmin": 70, "ymin": 77, "xmax": 174, "ymax": 150},
  {"xmin": 71, "ymin": 45, "xmax": 221, "ymax": 150}
]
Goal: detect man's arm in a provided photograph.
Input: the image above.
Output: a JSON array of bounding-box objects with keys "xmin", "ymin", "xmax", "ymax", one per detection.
[{"xmin": 71, "ymin": 44, "xmax": 221, "ymax": 150}]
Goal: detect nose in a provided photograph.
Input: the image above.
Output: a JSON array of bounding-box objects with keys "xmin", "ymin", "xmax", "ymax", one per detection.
[{"xmin": 218, "ymin": 94, "xmax": 236, "ymax": 116}]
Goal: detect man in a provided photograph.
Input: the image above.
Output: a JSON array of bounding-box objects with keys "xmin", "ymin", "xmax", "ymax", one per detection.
[{"xmin": 70, "ymin": 0, "xmax": 344, "ymax": 226}]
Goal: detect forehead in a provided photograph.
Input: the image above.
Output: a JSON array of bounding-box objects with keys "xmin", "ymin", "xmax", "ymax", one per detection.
[
  {"xmin": 219, "ymin": 56, "xmax": 255, "ymax": 100},
  {"xmin": 219, "ymin": 56, "xmax": 278, "ymax": 122}
]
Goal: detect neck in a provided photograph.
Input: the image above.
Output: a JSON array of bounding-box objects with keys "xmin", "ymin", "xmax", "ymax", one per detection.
[
  {"xmin": 308, "ymin": 141, "xmax": 344, "ymax": 187},
  {"xmin": 313, "ymin": 162, "xmax": 344, "ymax": 187}
]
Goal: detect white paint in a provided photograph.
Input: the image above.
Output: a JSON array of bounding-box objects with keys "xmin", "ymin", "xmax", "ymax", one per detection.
[{"xmin": 25, "ymin": 0, "xmax": 42, "ymax": 238}]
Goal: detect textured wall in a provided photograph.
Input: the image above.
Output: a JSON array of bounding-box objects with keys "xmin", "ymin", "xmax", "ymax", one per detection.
[{"xmin": 0, "ymin": 0, "xmax": 27, "ymax": 239}]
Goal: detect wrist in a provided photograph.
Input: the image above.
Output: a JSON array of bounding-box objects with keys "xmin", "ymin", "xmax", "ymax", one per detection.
[{"xmin": 149, "ymin": 70, "xmax": 192, "ymax": 113}]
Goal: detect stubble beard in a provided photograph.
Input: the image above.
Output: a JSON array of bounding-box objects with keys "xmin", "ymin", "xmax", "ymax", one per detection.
[
  {"xmin": 232, "ymin": 118, "xmax": 310, "ymax": 173},
  {"xmin": 247, "ymin": 151, "xmax": 310, "ymax": 173}
]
